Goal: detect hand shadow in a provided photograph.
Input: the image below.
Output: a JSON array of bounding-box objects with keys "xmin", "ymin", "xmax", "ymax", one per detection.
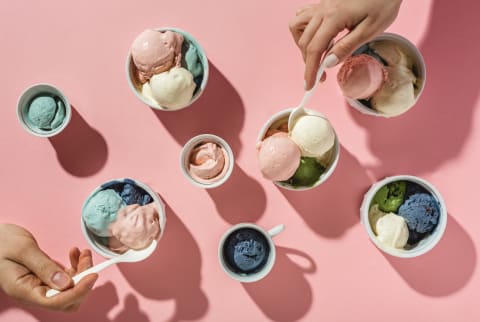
[
  {"xmin": 49, "ymin": 106, "xmax": 108, "ymax": 177},
  {"xmin": 152, "ymin": 61, "xmax": 244, "ymax": 156},
  {"xmin": 384, "ymin": 214, "xmax": 476, "ymax": 297},
  {"xmin": 279, "ymin": 145, "xmax": 371, "ymax": 238},
  {"xmin": 113, "ymin": 294, "xmax": 149, "ymax": 322},
  {"xmin": 243, "ymin": 247, "xmax": 315, "ymax": 322},
  {"xmin": 348, "ymin": 0, "xmax": 480, "ymax": 176},
  {"xmin": 207, "ymin": 163, "xmax": 267, "ymax": 224},
  {"xmin": 117, "ymin": 201, "xmax": 208, "ymax": 322},
  {"xmin": 0, "ymin": 282, "xmax": 126, "ymax": 322}
]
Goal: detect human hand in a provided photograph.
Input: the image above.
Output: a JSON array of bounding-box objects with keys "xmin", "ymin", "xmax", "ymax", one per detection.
[
  {"xmin": 0, "ymin": 224, "xmax": 98, "ymax": 311},
  {"xmin": 289, "ymin": 0, "xmax": 402, "ymax": 89}
]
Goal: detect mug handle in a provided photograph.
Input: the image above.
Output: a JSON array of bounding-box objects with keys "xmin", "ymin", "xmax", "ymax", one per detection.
[{"xmin": 268, "ymin": 224, "xmax": 285, "ymax": 238}]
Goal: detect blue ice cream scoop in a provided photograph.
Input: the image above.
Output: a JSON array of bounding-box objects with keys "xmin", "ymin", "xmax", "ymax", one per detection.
[
  {"xmin": 398, "ymin": 193, "xmax": 440, "ymax": 234},
  {"xmin": 27, "ymin": 95, "xmax": 65, "ymax": 130},
  {"xmin": 101, "ymin": 179, "xmax": 153, "ymax": 205},
  {"xmin": 82, "ymin": 189, "xmax": 126, "ymax": 237},
  {"xmin": 223, "ymin": 228, "xmax": 270, "ymax": 274}
]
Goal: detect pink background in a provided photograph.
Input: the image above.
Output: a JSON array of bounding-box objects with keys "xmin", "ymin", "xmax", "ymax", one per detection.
[{"xmin": 1, "ymin": 0, "xmax": 479, "ymax": 321}]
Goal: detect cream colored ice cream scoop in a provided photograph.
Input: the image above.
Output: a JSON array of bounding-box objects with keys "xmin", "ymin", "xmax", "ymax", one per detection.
[{"xmin": 375, "ymin": 213, "xmax": 409, "ymax": 249}]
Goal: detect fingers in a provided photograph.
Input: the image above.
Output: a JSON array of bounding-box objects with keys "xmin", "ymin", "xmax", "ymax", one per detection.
[
  {"xmin": 328, "ymin": 19, "xmax": 376, "ymax": 63},
  {"xmin": 77, "ymin": 249, "xmax": 93, "ymax": 273},
  {"xmin": 304, "ymin": 21, "xmax": 342, "ymax": 90},
  {"xmin": 69, "ymin": 248, "xmax": 80, "ymax": 272},
  {"xmin": 298, "ymin": 16, "xmax": 323, "ymax": 61},
  {"xmin": 12, "ymin": 242, "xmax": 73, "ymax": 291},
  {"xmin": 296, "ymin": 3, "xmax": 316, "ymax": 16},
  {"xmin": 289, "ymin": 11, "xmax": 314, "ymax": 47}
]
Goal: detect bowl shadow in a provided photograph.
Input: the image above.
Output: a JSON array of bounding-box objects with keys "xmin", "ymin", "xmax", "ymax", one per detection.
[
  {"xmin": 117, "ymin": 201, "xmax": 208, "ymax": 322},
  {"xmin": 49, "ymin": 106, "xmax": 108, "ymax": 177},
  {"xmin": 279, "ymin": 145, "xmax": 371, "ymax": 237},
  {"xmin": 243, "ymin": 247, "xmax": 316, "ymax": 322},
  {"xmin": 152, "ymin": 61, "xmax": 244, "ymax": 156},
  {"xmin": 207, "ymin": 162, "xmax": 267, "ymax": 224},
  {"xmin": 384, "ymin": 214, "xmax": 476, "ymax": 296}
]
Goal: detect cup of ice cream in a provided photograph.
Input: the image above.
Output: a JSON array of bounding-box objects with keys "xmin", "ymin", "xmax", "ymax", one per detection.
[
  {"xmin": 256, "ymin": 108, "xmax": 340, "ymax": 191},
  {"xmin": 337, "ymin": 33, "xmax": 426, "ymax": 118},
  {"xmin": 180, "ymin": 134, "xmax": 234, "ymax": 189},
  {"xmin": 81, "ymin": 178, "xmax": 167, "ymax": 258},
  {"xmin": 218, "ymin": 223, "xmax": 285, "ymax": 283},
  {"xmin": 126, "ymin": 27, "xmax": 209, "ymax": 111},
  {"xmin": 360, "ymin": 175, "xmax": 447, "ymax": 258},
  {"xmin": 17, "ymin": 83, "xmax": 72, "ymax": 137}
]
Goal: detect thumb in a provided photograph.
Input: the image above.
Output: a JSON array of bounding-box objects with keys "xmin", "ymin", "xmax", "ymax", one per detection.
[
  {"xmin": 328, "ymin": 22, "xmax": 376, "ymax": 65},
  {"xmin": 17, "ymin": 243, "xmax": 73, "ymax": 291}
]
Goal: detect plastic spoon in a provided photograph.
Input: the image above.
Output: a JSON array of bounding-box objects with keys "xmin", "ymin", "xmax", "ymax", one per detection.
[
  {"xmin": 46, "ymin": 240, "xmax": 157, "ymax": 298},
  {"xmin": 288, "ymin": 53, "xmax": 338, "ymax": 132}
]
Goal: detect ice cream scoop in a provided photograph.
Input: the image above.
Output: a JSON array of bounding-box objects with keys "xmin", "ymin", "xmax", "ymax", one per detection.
[
  {"xmin": 337, "ymin": 54, "xmax": 388, "ymax": 99},
  {"xmin": 183, "ymin": 41, "xmax": 203, "ymax": 80},
  {"xmin": 83, "ymin": 189, "xmax": 126, "ymax": 237},
  {"xmin": 108, "ymin": 203, "xmax": 161, "ymax": 252},
  {"xmin": 289, "ymin": 115, "xmax": 335, "ymax": 158},
  {"xmin": 257, "ymin": 132, "xmax": 301, "ymax": 181},
  {"xmin": 398, "ymin": 193, "xmax": 440, "ymax": 234},
  {"xmin": 286, "ymin": 157, "xmax": 325, "ymax": 187},
  {"xmin": 142, "ymin": 67, "xmax": 196, "ymax": 110},
  {"xmin": 131, "ymin": 29, "xmax": 184, "ymax": 83},
  {"xmin": 375, "ymin": 213, "xmax": 409, "ymax": 249},
  {"xmin": 27, "ymin": 95, "xmax": 65, "ymax": 131},
  {"xmin": 372, "ymin": 181, "xmax": 406, "ymax": 213},
  {"xmin": 188, "ymin": 142, "xmax": 228, "ymax": 184}
]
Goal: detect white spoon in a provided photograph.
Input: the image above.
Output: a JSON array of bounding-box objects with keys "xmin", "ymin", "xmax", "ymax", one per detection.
[
  {"xmin": 46, "ymin": 240, "xmax": 157, "ymax": 298},
  {"xmin": 288, "ymin": 53, "xmax": 338, "ymax": 132}
]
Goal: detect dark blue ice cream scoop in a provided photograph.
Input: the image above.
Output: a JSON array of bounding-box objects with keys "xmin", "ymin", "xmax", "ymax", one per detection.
[
  {"xmin": 223, "ymin": 228, "xmax": 270, "ymax": 275},
  {"xmin": 399, "ymin": 193, "xmax": 440, "ymax": 235}
]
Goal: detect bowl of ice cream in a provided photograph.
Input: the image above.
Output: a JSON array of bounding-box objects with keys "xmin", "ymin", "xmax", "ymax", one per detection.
[
  {"xmin": 126, "ymin": 27, "xmax": 209, "ymax": 111},
  {"xmin": 81, "ymin": 178, "xmax": 167, "ymax": 258},
  {"xmin": 360, "ymin": 175, "xmax": 447, "ymax": 258},
  {"xmin": 180, "ymin": 134, "xmax": 234, "ymax": 189},
  {"xmin": 257, "ymin": 108, "xmax": 340, "ymax": 191},
  {"xmin": 337, "ymin": 33, "xmax": 426, "ymax": 118},
  {"xmin": 17, "ymin": 83, "xmax": 72, "ymax": 137}
]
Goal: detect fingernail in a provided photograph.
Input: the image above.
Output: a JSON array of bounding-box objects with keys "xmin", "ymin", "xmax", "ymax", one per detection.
[
  {"xmin": 52, "ymin": 271, "xmax": 70, "ymax": 289},
  {"xmin": 324, "ymin": 54, "xmax": 339, "ymax": 68},
  {"xmin": 303, "ymin": 81, "xmax": 307, "ymax": 90}
]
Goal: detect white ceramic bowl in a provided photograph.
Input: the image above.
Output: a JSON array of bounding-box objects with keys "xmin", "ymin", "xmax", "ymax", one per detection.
[{"xmin": 360, "ymin": 175, "xmax": 447, "ymax": 258}]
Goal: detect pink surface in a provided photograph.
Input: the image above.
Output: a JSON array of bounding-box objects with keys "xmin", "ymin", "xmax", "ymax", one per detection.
[{"xmin": 0, "ymin": 1, "xmax": 479, "ymax": 321}]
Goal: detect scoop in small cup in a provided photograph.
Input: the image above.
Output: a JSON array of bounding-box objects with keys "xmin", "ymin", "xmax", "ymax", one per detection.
[
  {"xmin": 17, "ymin": 83, "xmax": 72, "ymax": 137},
  {"xmin": 126, "ymin": 27, "xmax": 209, "ymax": 111},
  {"xmin": 257, "ymin": 108, "xmax": 340, "ymax": 191},
  {"xmin": 180, "ymin": 134, "xmax": 235, "ymax": 189},
  {"xmin": 360, "ymin": 175, "xmax": 447, "ymax": 258}
]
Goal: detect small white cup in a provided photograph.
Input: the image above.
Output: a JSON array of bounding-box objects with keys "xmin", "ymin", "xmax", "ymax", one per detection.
[
  {"xmin": 257, "ymin": 108, "xmax": 340, "ymax": 191},
  {"xmin": 180, "ymin": 134, "xmax": 234, "ymax": 189},
  {"xmin": 218, "ymin": 223, "xmax": 285, "ymax": 283},
  {"xmin": 17, "ymin": 83, "xmax": 72, "ymax": 137},
  {"xmin": 360, "ymin": 175, "xmax": 447, "ymax": 258},
  {"xmin": 126, "ymin": 27, "xmax": 209, "ymax": 111},
  {"xmin": 81, "ymin": 178, "xmax": 167, "ymax": 258},
  {"xmin": 345, "ymin": 33, "xmax": 426, "ymax": 118}
]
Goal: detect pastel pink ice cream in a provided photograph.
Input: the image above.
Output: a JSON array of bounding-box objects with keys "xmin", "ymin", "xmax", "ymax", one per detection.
[
  {"xmin": 108, "ymin": 203, "xmax": 160, "ymax": 253},
  {"xmin": 257, "ymin": 132, "xmax": 301, "ymax": 181},
  {"xmin": 337, "ymin": 54, "xmax": 388, "ymax": 99},
  {"xmin": 131, "ymin": 29, "xmax": 184, "ymax": 83},
  {"xmin": 188, "ymin": 142, "xmax": 229, "ymax": 184}
]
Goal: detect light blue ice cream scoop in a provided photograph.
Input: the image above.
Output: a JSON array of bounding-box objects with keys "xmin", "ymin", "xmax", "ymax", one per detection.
[
  {"xmin": 27, "ymin": 95, "xmax": 65, "ymax": 130},
  {"xmin": 82, "ymin": 189, "xmax": 126, "ymax": 237}
]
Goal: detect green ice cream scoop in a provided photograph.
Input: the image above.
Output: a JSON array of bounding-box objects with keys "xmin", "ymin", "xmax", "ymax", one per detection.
[
  {"xmin": 372, "ymin": 181, "xmax": 406, "ymax": 212},
  {"xmin": 284, "ymin": 157, "xmax": 325, "ymax": 187},
  {"xmin": 184, "ymin": 42, "xmax": 203, "ymax": 79}
]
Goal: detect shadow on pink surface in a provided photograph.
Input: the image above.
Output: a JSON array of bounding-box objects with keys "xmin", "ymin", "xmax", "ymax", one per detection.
[
  {"xmin": 279, "ymin": 145, "xmax": 372, "ymax": 238},
  {"xmin": 347, "ymin": 0, "xmax": 480, "ymax": 177},
  {"xmin": 385, "ymin": 215, "xmax": 476, "ymax": 296},
  {"xmin": 117, "ymin": 202, "xmax": 208, "ymax": 322},
  {"xmin": 207, "ymin": 163, "xmax": 266, "ymax": 224},
  {"xmin": 0, "ymin": 282, "xmax": 150, "ymax": 322},
  {"xmin": 243, "ymin": 247, "xmax": 315, "ymax": 322},
  {"xmin": 49, "ymin": 106, "xmax": 108, "ymax": 177},
  {"xmin": 153, "ymin": 62, "xmax": 244, "ymax": 155}
]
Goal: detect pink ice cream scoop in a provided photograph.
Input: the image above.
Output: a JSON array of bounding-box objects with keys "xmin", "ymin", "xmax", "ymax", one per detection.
[
  {"xmin": 257, "ymin": 132, "xmax": 301, "ymax": 181},
  {"xmin": 108, "ymin": 203, "xmax": 160, "ymax": 253},
  {"xmin": 337, "ymin": 54, "xmax": 388, "ymax": 99},
  {"xmin": 188, "ymin": 142, "xmax": 229, "ymax": 184},
  {"xmin": 131, "ymin": 29, "xmax": 184, "ymax": 83}
]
